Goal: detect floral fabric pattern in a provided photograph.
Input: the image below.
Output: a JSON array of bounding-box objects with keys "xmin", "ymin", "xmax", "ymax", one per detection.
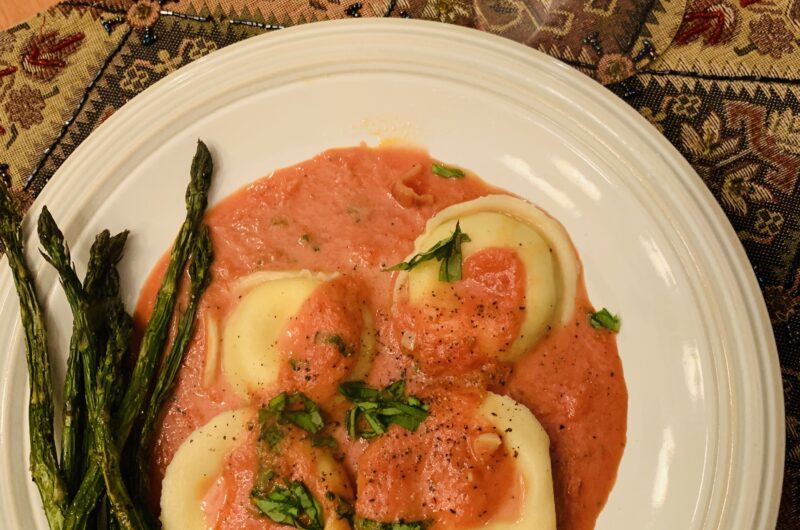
[
  {"xmin": 748, "ymin": 15, "xmax": 795, "ymax": 58},
  {"xmin": 4, "ymin": 85, "xmax": 45, "ymax": 129}
]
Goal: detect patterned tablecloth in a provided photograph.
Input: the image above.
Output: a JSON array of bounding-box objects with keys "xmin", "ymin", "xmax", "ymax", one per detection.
[{"xmin": 0, "ymin": 0, "xmax": 798, "ymax": 527}]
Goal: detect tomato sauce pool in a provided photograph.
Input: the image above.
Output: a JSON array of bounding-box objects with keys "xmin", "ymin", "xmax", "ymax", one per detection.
[{"xmin": 135, "ymin": 145, "xmax": 627, "ymax": 530}]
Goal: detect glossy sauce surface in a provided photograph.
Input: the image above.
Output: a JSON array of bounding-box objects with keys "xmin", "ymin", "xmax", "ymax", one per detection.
[{"xmin": 137, "ymin": 145, "xmax": 627, "ymax": 530}]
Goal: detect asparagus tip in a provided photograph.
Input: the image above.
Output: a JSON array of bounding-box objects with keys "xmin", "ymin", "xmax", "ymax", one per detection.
[
  {"xmin": 88, "ymin": 229, "xmax": 111, "ymax": 258},
  {"xmin": 188, "ymin": 140, "xmax": 213, "ymax": 199},
  {"xmin": 37, "ymin": 206, "xmax": 63, "ymax": 252},
  {"xmin": 108, "ymin": 230, "xmax": 130, "ymax": 264},
  {"xmin": 0, "ymin": 175, "xmax": 20, "ymax": 226}
]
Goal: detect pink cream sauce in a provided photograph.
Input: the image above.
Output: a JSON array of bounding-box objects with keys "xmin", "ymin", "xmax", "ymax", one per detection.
[{"xmin": 136, "ymin": 145, "xmax": 627, "ymax": 530}]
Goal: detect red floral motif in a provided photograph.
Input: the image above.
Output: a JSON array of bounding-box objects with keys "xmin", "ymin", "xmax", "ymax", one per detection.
[
  {"xmin": 0, "ymin": 64, "xmax": 12, "ymax": 134},
  {"xmin": 0, "ymin": 63, "xmax": 17, "ymax": 133},
  {"xmin": 675, "ymin": 0, "xmax": 738, "ymax": 45},
  {"xmin": 0, "ymin": 64, "xmax": 17, "ymax": 91},
  {"xmin": 726, "ymin": 100, "xmax": 799, "ymax": 194},
  {"xmin": 4, "ymin": 85, "xmax": 46, "ymax": 130},
  {"xmin": 21, "ymin": 31, "xmax": 85, "ymax": 81},
  {"xmin": 748, "ymin": 15, "xmax": 795, "ymax": 58}
]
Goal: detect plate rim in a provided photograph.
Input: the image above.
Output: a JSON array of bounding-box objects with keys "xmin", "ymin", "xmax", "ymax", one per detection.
[{"xmin": 0, "ymin": 18, "xmax": 784, "ymax": 529}]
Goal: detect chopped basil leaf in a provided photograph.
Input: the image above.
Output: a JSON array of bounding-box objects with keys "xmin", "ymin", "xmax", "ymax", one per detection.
[
  {"xmin": 315, "ymin": 332, "xmax": 354, "ymax": 357},
  {"xmin": 385, "ymin": 221, "xmax": 471, "ymax": 282},
  {"xmin": 257, "ymin": 407, "xmax": 285, "ymax": 450},
  {"xmin": 340, "ymin": 381, "xmax": 380, "ymax": 401},
  {"xmin": 355, "ymin": 517, "xmax": 427, "ymax": 530},
  {"xmin": 268, "ymin": 391, "xmax": 326, "ymax": 434},
  {"xmin": 589, "ymin": 308, "xmax": 621, "ymax": 333},
  {"xmin": 253, "ymin": 468, "xmax": 277, "ymax": 493},
  {"xmin": 339, "ymin": 380, "xmax": 429, "ymax": 439},
  {"xmin": 261, "ymin": 422, "xmax": 284, "ymax": 449},
  {"xmin": 252, "ymin": 480, "xmax": 324, "ymax": 530},
  {"xmin": 257, "ymin": 392, "xmax": 327, "ymax": 450},
  {"xmin": 250, "ymin": 467, "xmax": 277, "ymax": 497},
  {"xmin": 431, "ymin": 163, "xmax": 465, "ymax": 179},
  {"xmin": 327, "ymin": 492, "xmax": 354, "ymax": 520},
  {"xmin": 311, "ymin": 434, "xmax": 338, "ymax": 449}
]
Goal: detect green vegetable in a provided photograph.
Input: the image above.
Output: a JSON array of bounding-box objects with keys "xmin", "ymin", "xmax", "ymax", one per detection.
[
  {"xmin": 315, "ymin": 332, "xmax": 354, "ymax": 356},
  {"xmin": 338, "ymin": 380, "xmax": 429, "ymax": 439},
  {"xmin": 105, "ymin": 495, "xmax": 120, "ymax": 530},
  {"xmin": 385, "ymin": 221, "xmax": 470, "ymax": 282},
  {"xmin": 95, "ymin": 317, "xmax": 146, "ymax": 530},
  {"xmin": 0, "ymin": 174, "xmax": 67, "ymax": 529},
  {"xmin": 256, "ymin": 391, "xmax": 328, "ymax": 453},
  {"xmin": 431, "ymin": 163, "xmax": 465, "ymax": 179},
  {"xmin": 82, "ymin": 229, "xmax": 129, "ymax": 299},
  {"xmin": 116, "ymin": 139, "xmax": 212, "ymax": 444},
  {"xmin": 355, "ymin": 517, "xmax": 427, "ymax": 530},
  {"xmin": 589, "ymin": 308, "xmax": 621, "ymax": 333},
  {"xmin": 258, "ymin": 407, "xmax": 286, "ymax": 450},
  {"xmin": 310, "ymin": 434, "xmax": 338, "ymax": 449},
  {"xmin": 61, "ymin": 231, "xmax": 107, "ymax": 497},
  {"xmin": 268, "ymin": 391, "xmax": 326, "ymax": 435},
  {"xmin": 138, "ymin": 227, "xmax": 214, "ymax": 452},
  {"xmin": 252, "ymin": 468, "xmax": 277, "ymax": 492},
  {"xmin": 64, "ymin": 140, "xmax": 213, "ymax": 530},
  {"xmin": 61, "ymin": 229, "xmax": 129, "ymax": 497},
  {"xmin": 80, "ymin": 232, "xmax": 133, "ymax": 530},
  {"xmin": 135, "ymin": 224, "xmax": 214, "ymax": 500},
  {"xmin": 61, "ymin": 327, "xmax": 84, "ymax": 499},
  {"xmin": 252, "ymin": 480, "xmax": 324, "ymax": 530},
  {"xmin": 38, "ymin": 208, "xmax": 149, "ymax": 530},
  {"xmin": 330, "ymin": 493, "xmax": 354, "ymax": 520},
  {"xmin": 95, "ymin": 232, "xmax": 133, "ymax": 413}
]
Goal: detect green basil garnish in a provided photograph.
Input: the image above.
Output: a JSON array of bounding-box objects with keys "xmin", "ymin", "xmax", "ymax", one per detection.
[
  {"xmin": 431, "ymin": 163, "xmax": 465, "ymax": 179},
  {"xmin": 252, "ymin": 480, "xmax": 324, "ymax": 530},
  {"xmin": 258, "ymin": 392, "xmax": 326, "ymax": 450},
  {"xmin": 589, "ymin": 308, "xmax": 621, "ymax": 333},
  {"xmin": 315, "ymin": 332, "xmax": 354, "ymax": 357},
  {"xmin": 338, "ymin": 380, "xmax": 429, "ymax": 439},
  {"xmin": 355, "ymin": 517, "xmax": 427, "ymax": 530},
  {"xmin": 268, "ymin": 391, "xmax": 325, "ymax": 434},
  {"xmin": 385, "ymin": 221, "xmax": 470, "ymax": 282}
]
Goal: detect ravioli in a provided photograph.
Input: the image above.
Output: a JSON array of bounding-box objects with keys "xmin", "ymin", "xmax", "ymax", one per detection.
[
  {"xmin": 353, "ymin": 391, "xmax": 555, "ymax": 530},
  {"xmin": 479, "ymin": 393, "xmax": 556, "ymax": 530},
  {"xmin": 222, "ymin": 270, "xmax": 374, "ymax": 400},
  {"xmin": 160, "ymin": 407, "xmax": 353, "ymax": 530},
  {"xmin": 161, "ymin": 408, "xmax": 255, "ymax": 530},
  {"xmin": 393, "ymin": 195, "xmax": 579, "ymax": 365}
]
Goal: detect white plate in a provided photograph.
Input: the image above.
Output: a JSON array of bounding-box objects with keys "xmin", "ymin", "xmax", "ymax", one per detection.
[{"xmin": 0, "ymin": 19, "xmax": 783, "ymax": 529}]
